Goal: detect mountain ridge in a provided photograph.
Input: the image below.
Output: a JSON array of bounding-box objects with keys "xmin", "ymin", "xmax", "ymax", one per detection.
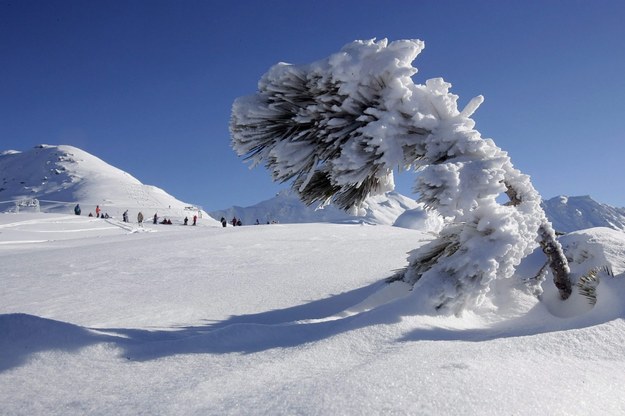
[
  {"xmin": 542, "ymin": 195, "xmax": 625, "ymax": 233},
  {"xmin": 209, "ymin": 188, "xmax": 444, "ymax": 232},
  {"xmin": 2, "ymin": 144, "xmax": 624, "ymax": 233}
]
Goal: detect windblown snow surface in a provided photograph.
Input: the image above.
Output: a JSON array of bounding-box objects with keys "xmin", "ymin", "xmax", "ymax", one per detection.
[{"xmin": 1, "ymin": 213, "xmax": 625, "ymax": 415}]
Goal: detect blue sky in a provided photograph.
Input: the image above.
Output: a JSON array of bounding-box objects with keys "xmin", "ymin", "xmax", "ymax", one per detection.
[{"xmin": 2, "ymin": 0, "xmax": 624, "ymax": 210}]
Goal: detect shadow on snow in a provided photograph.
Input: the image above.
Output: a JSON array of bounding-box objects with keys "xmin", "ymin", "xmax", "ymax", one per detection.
[{"xmin": 2, "ymin": 279, "xmax": 624, "ymax": 372}]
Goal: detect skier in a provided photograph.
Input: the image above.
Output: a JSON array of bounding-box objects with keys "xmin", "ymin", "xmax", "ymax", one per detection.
[
  {"xmin": 95, "ymin": 205, "xmax": 101, "ymax": 218},
  {"xmin": 137, "ymin": 212, "xmax": 144, "ymax": 227},
  {"xmin": 123, "ymin": 210, "xmax": 129, "ymax": 223},
  {"xmin": 153, "ymin": 213, "xmax": 158, "ymax": 224},
  {"xmin": 74, "ymin": 204, "xmax": 81, "ymax": 215},
  {"xmin": 184, "ymin": 217, "xmax": 188, "ymax": 225},
  {"xmin": 220, "ymin": 217, "xmax": 227, "ymax": 227},
  {"xmin": 193, "ymin": 215, "xmax": 197, "ymax": 226}
]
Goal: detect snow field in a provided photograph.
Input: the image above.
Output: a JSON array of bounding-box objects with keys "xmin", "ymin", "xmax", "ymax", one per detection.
[{"xmin": 1, "ymin": 213, "xmax": 625, "ymax": 414}]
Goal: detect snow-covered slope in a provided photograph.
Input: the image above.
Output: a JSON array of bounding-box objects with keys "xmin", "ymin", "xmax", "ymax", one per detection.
[
  {"xmin": 209, "ymin": 188, "xmax": 443, "ymax": 231},
  {"xmin": 542, "ymin": 195, "xmax": 625, "ymax": 233},
  {"xmin": 0, "ymin": 144, "xmax": 218, "ymax": 225},
  {"xmin": 2, "ymin": 214, "xmax": 625, "ymax": 415}
]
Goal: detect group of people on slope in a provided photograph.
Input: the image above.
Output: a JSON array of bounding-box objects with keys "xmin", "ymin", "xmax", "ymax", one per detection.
[
  {"xmin": 219, "ymin": 217, "xmax": 275, "ymax": 227},
  {"xmin": 74, "ymin": 204, "xmax": 199, "ymax": 227},
  {"xmin": 75, "ymin": 204, "xmax": 110, "ymax": 219},
  {"xmin": 220, "ymin": 216, "xmax": 243, "ymax": 227},
  {"xmin": 142, "ymin": 212, "xmax": 198, "ymax": 226},
  {"xmin": 182, "ymin": 215, "xmax": 198, "ymax": 225}
]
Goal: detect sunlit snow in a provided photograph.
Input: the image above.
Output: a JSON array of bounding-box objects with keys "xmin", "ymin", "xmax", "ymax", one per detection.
[{"xmin": 2, "ymin": 145, "xmax": 625, "ymax": 414}]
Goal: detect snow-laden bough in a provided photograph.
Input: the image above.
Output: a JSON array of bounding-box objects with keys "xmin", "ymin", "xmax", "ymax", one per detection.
[{"xmin": 230, "ymin": 38, "xmax": 572, "ymax": 314}]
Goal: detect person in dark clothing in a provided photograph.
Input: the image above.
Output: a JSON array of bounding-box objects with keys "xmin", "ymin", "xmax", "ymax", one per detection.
[
  {"xmin": 184, "ymin": 217, "xmax": 188, "ymax": 225},
  {"xmin": 220, "ymin": 217, "xmax": 227, "ymax": 227},
  {"xmin": 193, "ymin": 215, "xmax": 197, "ymax": 226},
  {"xmin": 74, "ymin": 204, "xmax": 81, "ymax": 215},
  {"xmin": 153, "ymin": 213, "xmax": 158, "ymax": 224}
]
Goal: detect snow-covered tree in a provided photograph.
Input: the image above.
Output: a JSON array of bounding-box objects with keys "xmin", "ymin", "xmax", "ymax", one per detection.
[{"xmin": 230, "ymin": 39, "xmax": 571, "ymax": 314}]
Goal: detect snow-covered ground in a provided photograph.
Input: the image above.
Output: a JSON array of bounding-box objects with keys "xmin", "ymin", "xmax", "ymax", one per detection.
[{"xmin": 2, "ymin": 212, "xmax": 625, "ymax": 415}]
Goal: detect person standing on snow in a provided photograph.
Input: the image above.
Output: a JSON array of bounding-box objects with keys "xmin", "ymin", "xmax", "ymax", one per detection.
[
  {"xmin": 95, "ymin": 205, "xmax": 101, "ymax": 218},
  {"xmin": 137, "ymin": 211, "xmax": 144, "ymax": 226},
  {"xmin": 153, "ymin": 213, "xmax": 158, "ymax": 224},
  {"xmin": 74, "ymin": 204, "xmax": 81, "ymax": 215},
  {"xmin": 193, "ymin": 215, "xmax": 197, "ymax": 226},
  {"xmin": 123, "ymin": 210, "xmax": 129, "ymax": 223}
]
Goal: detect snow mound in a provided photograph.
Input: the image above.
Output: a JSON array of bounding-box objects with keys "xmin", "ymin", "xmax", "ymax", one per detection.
[{"xmin": 393, "ymin": 206, "xmax": 444, "ymax": 232}]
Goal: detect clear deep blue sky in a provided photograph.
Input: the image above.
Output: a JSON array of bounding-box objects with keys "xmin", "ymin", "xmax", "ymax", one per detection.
[{"xmin": 2, "ymin": 0, "xmax": 624, "ymax": 210}]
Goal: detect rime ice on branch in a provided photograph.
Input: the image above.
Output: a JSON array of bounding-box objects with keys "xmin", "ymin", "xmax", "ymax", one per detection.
[{"xmin": 230, "ymin": 39, "xmax": 571, "ymax": 313}]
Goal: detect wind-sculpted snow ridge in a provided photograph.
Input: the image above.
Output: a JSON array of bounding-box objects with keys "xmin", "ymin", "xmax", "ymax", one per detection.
[{"xmin": 231, "ymin": 38, "xmax": 566, "ymax": 313}]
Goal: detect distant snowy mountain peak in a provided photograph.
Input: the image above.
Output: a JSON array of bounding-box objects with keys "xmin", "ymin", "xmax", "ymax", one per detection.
[
  {"xmin": 542, "ymin": 195, "xmax": 625, "ymax": 233},
  {"xmin": 210, "ymin": 188, "xmax": 444, "ymax": 231},
  {"xmin": 0, "ymin": 144, "xmax": 217, "ymax": 224},
  {"xmin": 210, "ymin": 191, "xmax": 625, "ymax": 234}
]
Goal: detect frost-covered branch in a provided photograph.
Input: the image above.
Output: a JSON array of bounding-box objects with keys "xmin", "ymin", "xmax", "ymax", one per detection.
[{"xmin": 230, "ymin": 38, "xmax": 571, "ymax": 313}]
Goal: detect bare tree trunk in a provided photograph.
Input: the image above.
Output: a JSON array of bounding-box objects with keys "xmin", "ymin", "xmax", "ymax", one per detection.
[
  {"xmin": 538, "ymin": 225, "xmax": 572, "ymax": 299},
  {"xmin": 505, "ymin": 183, "xmax": 572, "ymax": 300}
]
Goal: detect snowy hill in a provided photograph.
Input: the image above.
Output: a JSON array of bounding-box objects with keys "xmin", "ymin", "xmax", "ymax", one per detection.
[
  {"xmin": 542, "ymin": 195, "xmax": 625, "ymax": 233},
  {"xmin": 209, "ymin": 188, "xmax": 443, "ymax": 231},
  {"xmin": 0, "ymin": 144, "xmax": 218, "ymax": 225}
]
